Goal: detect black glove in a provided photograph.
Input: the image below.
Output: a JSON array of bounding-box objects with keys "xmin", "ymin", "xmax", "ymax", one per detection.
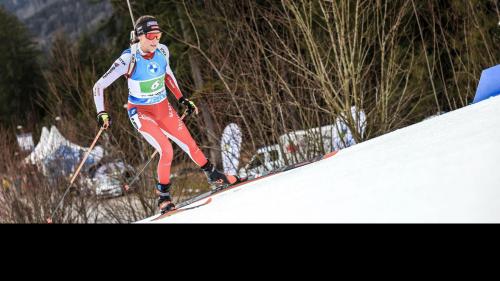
[
  {"xmin": 97, "ymin": 111, "xmax": 111, "ymax": 129},
  {"xmin": 179, "ymin": 97, "xmax": 199, "ymax": 116}
]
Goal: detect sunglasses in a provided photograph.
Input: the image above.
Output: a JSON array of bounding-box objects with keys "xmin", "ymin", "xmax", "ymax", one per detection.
[{"xmin": 145, "ymin": 32, "xmax": 162, "ymax": 40}]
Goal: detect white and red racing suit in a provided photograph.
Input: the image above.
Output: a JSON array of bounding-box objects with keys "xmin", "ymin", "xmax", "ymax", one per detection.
[{"xmin": 93, "ymin": 43, "xmax": 208, "ymax": 184}]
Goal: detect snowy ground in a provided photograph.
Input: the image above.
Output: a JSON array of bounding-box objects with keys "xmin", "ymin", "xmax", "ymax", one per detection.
[{"xmin": 139, "ymin": 96, "xmax": 500, "ymax": 223}]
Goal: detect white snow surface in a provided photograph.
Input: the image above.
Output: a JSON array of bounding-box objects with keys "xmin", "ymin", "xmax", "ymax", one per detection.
[{"xmin": 140, "ymin": 96, "xmax": 500, "ymax": 223}]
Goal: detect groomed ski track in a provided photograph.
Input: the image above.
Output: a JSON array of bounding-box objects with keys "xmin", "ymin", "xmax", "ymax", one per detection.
[{"xmin": 139, "ymin": 96, "xmax": 500, "ymax": 223}]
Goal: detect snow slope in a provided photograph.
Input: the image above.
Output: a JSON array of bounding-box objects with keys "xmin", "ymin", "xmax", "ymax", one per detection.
[{"xmin": 140, "ymin": 96, "xmax": 500, "ymax": 223}]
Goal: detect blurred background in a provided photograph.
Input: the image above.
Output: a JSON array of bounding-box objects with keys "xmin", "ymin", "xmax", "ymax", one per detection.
[{"xmin": 0, "ymin": 0, "xmax": 499, "ymax": 223}]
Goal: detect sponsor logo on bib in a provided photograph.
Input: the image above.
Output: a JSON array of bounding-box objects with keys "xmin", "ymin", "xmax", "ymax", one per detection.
[{"xmin": 148, "ymin": 62, "xmax": 160, "ymax": 75}]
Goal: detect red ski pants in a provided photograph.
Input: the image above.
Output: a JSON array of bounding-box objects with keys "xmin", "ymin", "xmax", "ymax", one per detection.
[{"xmin": 128, "ymin": 99, "xmax": 208, "ymax": 184}]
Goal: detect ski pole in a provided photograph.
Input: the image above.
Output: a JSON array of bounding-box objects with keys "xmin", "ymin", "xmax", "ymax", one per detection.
[
  {"xmin": 123, "ymin": 150, "xmax": 158, "ymax": 192},
  {"xmin": 122, "ymin": 111, "xmax": 188, "ymax": 192},
  {"xmin": 47, "ymin": 127, "xmax": 105, "ymax": 224}
]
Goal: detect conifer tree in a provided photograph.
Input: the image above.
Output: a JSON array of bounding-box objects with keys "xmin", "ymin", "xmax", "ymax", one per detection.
[{"xmin": 0, "ymin": 7, "xmax": 45, "ymax": 127}]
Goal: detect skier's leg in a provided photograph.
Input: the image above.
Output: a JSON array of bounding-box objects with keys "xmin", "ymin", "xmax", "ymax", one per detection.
[
  {"xmin": 156, "ymin": 101, "xmax": 240, "ymax": 187},
  {"xmin": 128, "ymin": 107, "xmax": 176, "ymax": 213},
  {"xmin": 128, "ymin": 107, "xmax": 174, "ymax": 185},
  {"xmin": 156, "ymin": 101, "xmax": 208, "ymax": 167}
]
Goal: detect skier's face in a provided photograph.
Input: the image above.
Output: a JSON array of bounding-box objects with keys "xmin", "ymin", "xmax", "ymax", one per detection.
[{"xmin": 139, "ymin": 31, "xmax": 162, "ymax": 53}]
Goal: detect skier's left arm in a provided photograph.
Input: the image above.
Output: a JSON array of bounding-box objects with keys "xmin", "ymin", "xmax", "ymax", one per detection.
[{"xmin": 159, "ymin": 44, "xmax": 198, "ymax": 115}]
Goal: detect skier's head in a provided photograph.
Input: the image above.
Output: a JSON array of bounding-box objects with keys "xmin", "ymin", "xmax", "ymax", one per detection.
[{"xmin": 135, "ymin": 15, "xmax": 162, "ymax": 53}]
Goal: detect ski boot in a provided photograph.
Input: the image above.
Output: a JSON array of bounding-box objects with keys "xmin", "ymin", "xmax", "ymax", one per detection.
[
  {"xmin": 156, "ymin": 183, "xmax": 176, "ymax": 214},
  {"xmin": 201, "ymin": 160, "xmax": 241, "ymax": 190}
]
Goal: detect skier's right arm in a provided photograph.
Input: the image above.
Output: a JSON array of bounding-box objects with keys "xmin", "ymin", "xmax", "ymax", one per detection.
[{"xmin": 93, "ymin": 52, "xmax": 130, "ymax": 128}]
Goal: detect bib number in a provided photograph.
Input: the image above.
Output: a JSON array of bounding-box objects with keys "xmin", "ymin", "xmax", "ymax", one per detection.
[
  {"xmin": 139, "ymin": 76, "xmax": 165, "ymax": 94},
  {"xmin": 151, "ymin": 80, "xmax": 161, "ymax": 91}
]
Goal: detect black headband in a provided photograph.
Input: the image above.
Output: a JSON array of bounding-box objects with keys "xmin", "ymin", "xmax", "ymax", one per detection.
[{"xmin": 135, "ymin": 19, "xmax": 160, "ymax": 36}]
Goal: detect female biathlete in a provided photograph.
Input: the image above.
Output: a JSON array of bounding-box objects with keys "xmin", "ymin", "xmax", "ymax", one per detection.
[{"xmin": 93, "ymin": 15, "xmax": 239, "ymax": 214}]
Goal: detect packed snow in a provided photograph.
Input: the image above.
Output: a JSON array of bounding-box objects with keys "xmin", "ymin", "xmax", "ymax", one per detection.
[{"xmin": 139, "ymin": 96, "xmax": 500, "ymax": 223}]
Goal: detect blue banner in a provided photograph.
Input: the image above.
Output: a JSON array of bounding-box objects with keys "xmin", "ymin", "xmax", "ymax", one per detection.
[{"xmin": 474, "ymin": 65, "xmax": 500, "ymax": 104}]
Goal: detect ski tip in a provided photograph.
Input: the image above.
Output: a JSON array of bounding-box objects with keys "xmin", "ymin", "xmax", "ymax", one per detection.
[{"xmin": 323, "ymin": 151, "xmax": 338, "ymax": 160}]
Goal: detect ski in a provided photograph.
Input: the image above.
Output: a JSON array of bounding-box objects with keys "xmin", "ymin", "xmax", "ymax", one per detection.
[
  {"xmin": 148, "ymin": 151, "xmax": 338, "ymax": 221},
  {"xmin": 152, "ymin": 197, "xmax": 213, "ymax": 221}
]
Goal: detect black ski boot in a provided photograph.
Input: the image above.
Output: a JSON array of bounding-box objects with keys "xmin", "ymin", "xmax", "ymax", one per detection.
[
  {"xmin": 156, "ymin": 183, "xmax": 176, "ymax": 214},
  {"xmin": 201, "ymin": 160, "xmax": 240, "ymax": 190}
]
